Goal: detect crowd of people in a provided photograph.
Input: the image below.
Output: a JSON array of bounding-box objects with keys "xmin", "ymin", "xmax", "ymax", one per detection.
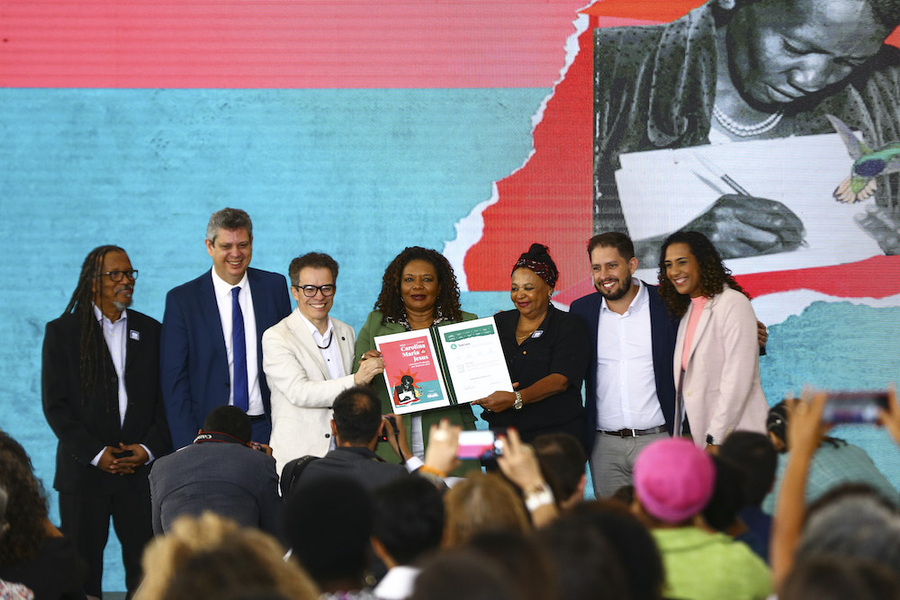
[{"xmin": 0, "ymin": 205, "xmax": 898, "ymax": 600}]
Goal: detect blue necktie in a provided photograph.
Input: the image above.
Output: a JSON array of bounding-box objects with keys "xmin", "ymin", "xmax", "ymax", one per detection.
[{"xmin": 232, "ymin": 287, "xmax": 249, "ymax": 411}]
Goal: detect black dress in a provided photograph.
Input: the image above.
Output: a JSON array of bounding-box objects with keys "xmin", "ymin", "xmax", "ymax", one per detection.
[{"xmin": 483, "ymin": 305, "xmax": 590, "ymax": 448}]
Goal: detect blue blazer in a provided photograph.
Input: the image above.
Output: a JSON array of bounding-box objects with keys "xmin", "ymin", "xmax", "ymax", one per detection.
[
  {"xmin": 569, "ymin": 281, "xmax": 678, "ymax": 452},
  {"xmin": 160, "ymin": 268, "xmax": 291, "ymax": 448}
]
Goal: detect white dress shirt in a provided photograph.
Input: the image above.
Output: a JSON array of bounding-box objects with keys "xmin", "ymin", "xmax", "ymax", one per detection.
[
  {"xmin": 297, "ymin": 312, "xmax": 346, "ymax": 380},
  {"xmin": 211, "ymin": 270, "xmax": 264, "ymax": 417},
  {"xmin": 595, "ymin": 279, "xmax": 666, "ymax": 431},
  {"xmin": 90, "ymin": 305, "xmax": 153, "ymax": 465}
]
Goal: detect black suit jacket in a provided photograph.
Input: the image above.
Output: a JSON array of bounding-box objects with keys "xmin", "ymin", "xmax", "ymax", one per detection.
[
  {"xmin": 299, "ymin": 447, "xmax": 408, "ymax": 492},
  {"xmin": 160, "ymin": 268, "xmax": 291, "ymax": 448},
  {"xmin": 149, "ymin": 441, "xmax": 284, "ymax": 542},
  {"xmin": 42, "ymin": 309, "xmax": 171, "ymax": 494},
  {"xmin": 569, "ymin": 282, "xmax": 678, "ymax": 453}
]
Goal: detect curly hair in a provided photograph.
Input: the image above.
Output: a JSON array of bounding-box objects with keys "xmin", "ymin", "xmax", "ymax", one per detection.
[
  {"xmin": 657, "ymin": 231, "xmax": 748, "ymax": 317},
  {"xmin": 136, "ymin": 512, "xmax": 318, "ymax": 600},
  {"xmin": 0, "ymin": 449, "xmax": 50, "ymax": 565},
  {"xmin": 373, "ymin": 247, "xmax": 462, "ymax": 323}
]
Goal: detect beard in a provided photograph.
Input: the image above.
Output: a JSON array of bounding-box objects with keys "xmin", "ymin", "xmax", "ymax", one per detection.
[
  {"xmin": 113, "ymin": 284, "xmax": 134, "ymax": 312},
  {"xmin": 597, "ymin": 276, "xmax": 632, "ymax": 301}
]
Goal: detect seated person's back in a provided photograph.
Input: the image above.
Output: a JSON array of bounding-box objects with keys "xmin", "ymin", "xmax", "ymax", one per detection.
[{"xmin": 149, "ymin": 406, "xmax": 283, "ymax": 541}]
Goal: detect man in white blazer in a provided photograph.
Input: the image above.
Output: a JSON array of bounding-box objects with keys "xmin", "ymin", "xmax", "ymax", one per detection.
[{"xmin": 262, "ymin": 252, "xmax": 384, "ymax": 472}]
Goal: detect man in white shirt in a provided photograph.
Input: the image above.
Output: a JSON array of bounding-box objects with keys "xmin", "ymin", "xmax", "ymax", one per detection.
[
  {"xmin": 42, "ymin": 245, "xmax": 171, "ymax": 598},
  {"xmin": 570, "ymin": 233, "xmax": 677, "ymax": 498},
  {"xmin": 161, "ymin": 208, "xmax": 292, "ymax": 448},
  {"xmin": 262, "ymin": 252, "xmax": 384, "ymax": 470}
]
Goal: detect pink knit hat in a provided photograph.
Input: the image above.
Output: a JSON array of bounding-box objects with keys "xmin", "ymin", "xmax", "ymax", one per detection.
[{"xmin": 633, "ymin": 437, "xmax": 716, "ymax": 524}]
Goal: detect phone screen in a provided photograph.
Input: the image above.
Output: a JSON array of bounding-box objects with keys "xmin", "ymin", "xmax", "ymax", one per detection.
[
  {"xmin": 822, "ymin": 391, "xmax": 889, "ymax": 424},
  {"xmin": 457, "ymin": 430, "xmax": 498, "ymax": 460}
]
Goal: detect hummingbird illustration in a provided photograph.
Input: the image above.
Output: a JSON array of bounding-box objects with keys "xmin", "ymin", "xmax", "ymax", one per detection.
[{"xmin": 828, "ymin": 114, "xmax": 900, "ymax": 203}]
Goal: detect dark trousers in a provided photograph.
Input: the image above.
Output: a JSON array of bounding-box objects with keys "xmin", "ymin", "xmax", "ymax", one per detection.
[
  {"xmin": 59, "ymin": 489, "xmax": 153, "ymax": 599},
  {"xmin": 250, "ymin": 415, "xmax": 272, "ymax": 445}
]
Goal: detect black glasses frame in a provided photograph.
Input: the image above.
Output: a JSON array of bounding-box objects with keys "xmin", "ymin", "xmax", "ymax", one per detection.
[
  {"xmin": 292, "ymin": 284, "xmax": 336, "ymax": 297},
  {"xmin": 98, "ymin": 270, "xmax": 139, "ymax": 282}
]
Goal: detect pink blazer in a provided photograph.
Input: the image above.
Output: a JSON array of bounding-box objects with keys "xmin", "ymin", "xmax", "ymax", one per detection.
[{"xmin": 674, "ymin": 287, "xmax": 768, "ymax": 446}]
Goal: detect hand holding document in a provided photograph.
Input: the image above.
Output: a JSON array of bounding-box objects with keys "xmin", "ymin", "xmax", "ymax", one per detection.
[{"xmin": 374, "ymin": 317, "xmax": 513, "ymax": 415}]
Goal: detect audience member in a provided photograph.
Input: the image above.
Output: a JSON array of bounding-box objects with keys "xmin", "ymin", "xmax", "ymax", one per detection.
[
  {"xmin": 135, "ymin": 512, "xmax": 317, "ymax": 600},
  {"xmin": 0, "ymin": 449, "xmax": 86, "ymax": 600},
  {"xmin": 284, "ymin": 476, "xmax": 375, "ymax": 598},
  {"xmin": 781, "ymin": 555, "xmax": 900, "ymax": 600},
  {"xmin": 569, "ymin": 501, "xmax": 665, "ymax": 600},
  {"xmin": 494, "ymin": 427, "xmax": 560, "ymax": 527},
  {"xmin": 464, "ymin": 530, "xmax": 558, "ymax": 600},
  {"xmin": 371, "ymin": 477, "xmax": 444, "ymax": 600},
  {"xmin": 161, "ymin": 207, "xmax": 292, "ymax": 448},
  {"xmin": 410, "ymin": 552, "xmax": 517, "ymax": 600},
  {"xmin": 263, "ymin": 252, "xmax": 384, "ymax": 470},
  {"xmin": 536, "ymin": 513, "xmax": 631, "ymax": 600},
  {"xmin": 443, "ymin": 473, "xmax": 530, "ymax": 549},
  {"xmin": 770, "ymin": 389, "xmax": 900, "ymax": 590},
  {"xmin": 532, "ymin": 433, "xmax": 586, "ymax": 510},
  {"xmin": 148, "ymin": 406, "xmax": 283, "ymax": 542},
  {"xmin": 0, "ymin": 484, "xmax": 34, "ymax": 600},
  {"xmin": 719, "ymin": 431, "xmax": 777, "ymax": 560},
  {"xmin": 797, "ymin": 493, "xmax": 900, "ymax": 573},
  {"xmin": 702, "ymin": 456, "xmax": 767, "ymax": 560},
  {"xmin": 291, "ymin": 387, "xmax": 416, "ymax": 492},
  {"xmin": 763, "ymin": 400, "xmax": 899, "ymax": 513},
  {"xmin": 632, "ymin": 437, "xmax": 772, "ymax": 600},
  {"xmin": 41, "ymin": 245, "xmax": 170, "ymax": 598}
]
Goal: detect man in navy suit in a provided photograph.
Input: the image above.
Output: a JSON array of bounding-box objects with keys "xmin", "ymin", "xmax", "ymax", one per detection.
[
  {"xmin": 42, "ymin": 245, "xmax": 171, "ymax": 598},
  {"xmin": 161, "ymin": 208, "xmax": 291, "ymax": 449},
  {"xmin": 569, "ymin": 232, "xmax": 677, "ymax": 498}
]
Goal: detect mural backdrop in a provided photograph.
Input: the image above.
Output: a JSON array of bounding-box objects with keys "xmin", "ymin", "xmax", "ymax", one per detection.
[{"xmin": 2, "ymin": 0, "xmax": 899, "ymax": 590}]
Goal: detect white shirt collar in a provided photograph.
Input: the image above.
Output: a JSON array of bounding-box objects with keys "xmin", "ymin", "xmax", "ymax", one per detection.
[
  {"xmin": 92, "ymin": 303, "xmax": 127, "ymax": 325},
  {"xmin": 296, "ymin": 308, "xmax": 334, "ymax": 339},
  {"xmin": 211, "ymin": 269, "xmax": 249, "ymax": 298},
  {"xmin": 599, "ymin": 278, "xmax": 645, "ymax": 315}
]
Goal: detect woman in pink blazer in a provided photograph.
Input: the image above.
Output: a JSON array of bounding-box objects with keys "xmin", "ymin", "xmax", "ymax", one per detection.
[{"xmin": 658, "ymin": 231, "xmax": 768, "ymax": 448}]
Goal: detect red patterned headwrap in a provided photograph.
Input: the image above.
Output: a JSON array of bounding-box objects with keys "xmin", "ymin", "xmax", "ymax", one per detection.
[{"xmin": 512, "ymin": 255, "xmax": 558, "ymax": 288}]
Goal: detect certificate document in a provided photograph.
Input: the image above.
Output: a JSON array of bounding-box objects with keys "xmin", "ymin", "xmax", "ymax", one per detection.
[{"xmin": 374, "ymin": 316, "xmax": 513, "ymax": 415}]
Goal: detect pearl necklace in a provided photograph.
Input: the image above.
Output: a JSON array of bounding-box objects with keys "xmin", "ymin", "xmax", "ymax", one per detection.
[{"xmin": 713, "ymin": 105, "xmax": 784, "ymax": 137}]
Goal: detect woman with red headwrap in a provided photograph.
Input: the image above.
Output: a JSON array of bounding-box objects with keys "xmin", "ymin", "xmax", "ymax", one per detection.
[{"xmin": 474, "ymin": 244, "xmax": 590, "ymax": 448}]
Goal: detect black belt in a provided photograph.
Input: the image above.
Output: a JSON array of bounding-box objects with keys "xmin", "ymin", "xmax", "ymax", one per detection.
[
  {"xmin": 600, "ymin": 425, "xmax": 667, "ymax": 438},
  {"xmin": 248, "ymin": 414, "xmax": 267, "ymax": 422}
]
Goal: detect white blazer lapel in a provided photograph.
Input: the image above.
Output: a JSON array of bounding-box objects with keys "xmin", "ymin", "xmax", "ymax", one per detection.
[
  {"xmin": 288, "ymin": 311, "xmax": 330, "ymax": 379},
  {"xmin": 334, "ymin": 324, "xmax": 355, "ymax": 376}
]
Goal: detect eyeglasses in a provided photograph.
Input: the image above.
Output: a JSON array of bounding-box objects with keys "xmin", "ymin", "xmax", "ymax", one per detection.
[
  {"xmin": 292, "ymin": 284, "xmax": 335, "ymax": 297},
  {"xmin": 98, "ymin": 270, "xmax": 139, "ymax": 282}
]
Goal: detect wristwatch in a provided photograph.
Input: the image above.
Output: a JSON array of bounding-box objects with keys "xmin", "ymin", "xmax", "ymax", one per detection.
[{"xmin": 514, "ymin": 391, "xmax": 523, "ymax": 410}]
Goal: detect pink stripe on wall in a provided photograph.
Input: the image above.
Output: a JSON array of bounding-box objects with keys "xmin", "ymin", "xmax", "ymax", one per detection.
[{"xmin": 0, "ymin": 0, "xmax": 585, "ymax": 89}]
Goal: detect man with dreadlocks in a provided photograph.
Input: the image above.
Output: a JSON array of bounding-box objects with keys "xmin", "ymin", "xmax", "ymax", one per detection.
[{"xmin": 42, "ymin": 245, "xmax": 171, "ymax": 599}]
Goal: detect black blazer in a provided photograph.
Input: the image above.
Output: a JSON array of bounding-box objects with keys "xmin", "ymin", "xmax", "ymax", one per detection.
[
  {"xmin": 42, "ymin": 309, "xmax": 171, "ymax": 494},
  {"xmin": 569, "ymin": 282, "xmax": 678, "ymax": 452}
]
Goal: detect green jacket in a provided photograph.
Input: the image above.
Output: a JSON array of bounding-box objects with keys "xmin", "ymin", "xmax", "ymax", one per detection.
[{"xmin": 354, "ymin": 310, "xmax": 478, "ymax": 465}]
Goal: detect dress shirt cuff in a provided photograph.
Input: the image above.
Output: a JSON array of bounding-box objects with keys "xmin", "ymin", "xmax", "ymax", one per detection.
[
  {"xmin": 140, "ymin": 444, "xmax": 155, "ymax": 464},
  {"xmin": 405, "ymin": 456, "xmax": 424, "ymax": 473},
  {"xmin": 90, "ymin": 448, "xmax": 105, "ymax": 467}
]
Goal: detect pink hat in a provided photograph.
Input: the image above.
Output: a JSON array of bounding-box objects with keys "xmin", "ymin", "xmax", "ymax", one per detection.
[{"xmin": 633, "ymin": 438, "xmax": 715, "ymax": 524}]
